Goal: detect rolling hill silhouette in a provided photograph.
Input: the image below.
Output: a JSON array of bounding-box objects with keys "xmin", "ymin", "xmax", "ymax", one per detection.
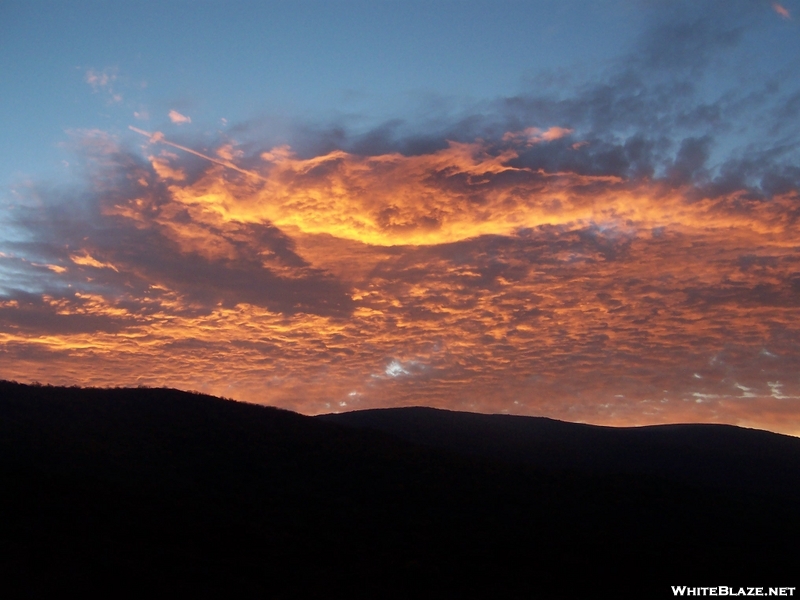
[
  {"xmin": 319, "ymin": 406, "xmax": 800, "ymax": 500},
  {"xmin": 1, "ymin": 381, "xmax": 797, "ymax": 598}
]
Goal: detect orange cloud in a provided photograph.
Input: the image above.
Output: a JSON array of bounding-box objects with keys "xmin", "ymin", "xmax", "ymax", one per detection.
[
  {"xmin": 129, "ymin": 134, "xmax": 794, "ymax": 253},
  {"xmin": 70, "ymin": 252, "xmax": 119, "ymax": 272},
  {"xmin": 4, "ymin": 129, "xmax": 800, "ymax": 437},
  {"xmin": 149, "ymin": 152, "xmax": 186, "ymax": 181}
]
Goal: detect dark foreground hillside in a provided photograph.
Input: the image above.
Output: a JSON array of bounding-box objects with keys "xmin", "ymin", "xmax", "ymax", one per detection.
[{"xmin": 1, "ymin": 382, "xmax": 798, "ymax": 599}]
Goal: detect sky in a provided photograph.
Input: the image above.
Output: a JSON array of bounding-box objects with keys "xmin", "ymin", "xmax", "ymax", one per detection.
[{"xmin": 2, "ymin": 1, "xmax": 800, "ymax": 435}]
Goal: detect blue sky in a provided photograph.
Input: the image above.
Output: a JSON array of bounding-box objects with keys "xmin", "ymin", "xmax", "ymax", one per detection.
[
  {"xmin": 2, "ymin": 1, "xmax": 800, "ymax": 434},
  {"xmin": 3, "ymin": 1, "xmax": 797, "ymax": 185},
  {"xmin": 1, "ymin": 1, "xmax": 643, "ymax": 184}
]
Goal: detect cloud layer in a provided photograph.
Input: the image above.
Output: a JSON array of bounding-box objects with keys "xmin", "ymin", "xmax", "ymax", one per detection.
[{"xmin": 2, "ymin": 2, "xmax": 799, "ymax": 434}]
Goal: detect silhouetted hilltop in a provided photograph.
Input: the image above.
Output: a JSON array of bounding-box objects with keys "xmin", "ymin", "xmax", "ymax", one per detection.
[
  {"xmin": 1, "ymin": 381, "xmax": 797, "ymax": 598},
  {"xmin": 319, "ymin": 406, "xmax": 800, "ymax": 500}
]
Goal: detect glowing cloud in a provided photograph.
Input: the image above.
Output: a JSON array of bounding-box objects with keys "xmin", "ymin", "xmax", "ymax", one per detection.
[
  {"xmin": 4, "ymin": 120, "xmax": 798, "ymax": 436},
  {"xmin": 4, "ymin": 5, "xmax": 799, "ymax": 436},
  {"xmin": 70, "ymin": 253, "xmax": 119, "ymax": 272}
]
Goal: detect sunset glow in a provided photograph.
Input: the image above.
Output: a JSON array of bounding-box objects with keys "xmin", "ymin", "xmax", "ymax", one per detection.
[{"xmin": 2, "ymin": 1, "xmax": 799, "ymax": 434}]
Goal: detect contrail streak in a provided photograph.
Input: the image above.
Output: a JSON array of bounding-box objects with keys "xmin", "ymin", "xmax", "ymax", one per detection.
[{"xmin": 128, "ymin": 126, "xmax": 267, "ymax": 181}]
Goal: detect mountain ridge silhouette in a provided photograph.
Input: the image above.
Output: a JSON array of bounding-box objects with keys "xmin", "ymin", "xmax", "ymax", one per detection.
[
  {"xmin": 318, "ymin": 406, "xmax": 800, "ymax": 500},
  {"xmin": 1, "ymin": 381, "xmax": 797, "ymax": 598}
]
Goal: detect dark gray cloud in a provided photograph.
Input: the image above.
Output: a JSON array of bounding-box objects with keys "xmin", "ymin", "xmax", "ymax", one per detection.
[
  {"xmin": 6, "ymin": 141, "xmax": 354, "ymax": 319},
  {"xmin": 232, "ymin": 0, "xmax": 796, "ymax": 209},
  {"xmin": 637, "ymin": 1, "xmax": 747, "ymax": 71},
  {"xmin": 0, "ymin": 291, "xmax": 132, "ymax": 335}
]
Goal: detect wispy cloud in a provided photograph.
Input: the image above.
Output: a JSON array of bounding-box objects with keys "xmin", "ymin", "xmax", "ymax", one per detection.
[
  {"xmin": 70, "ymin": 252, "xmax": 119, "ymax": 272},
  {"xmin": 85, "ymin": 68, "xmax": 114, "ymax": 90},
  {"xmin": 168, "ymin": 110, "xmax": 192, "ymax": 124},
  {"xmin": 773, "ymin": 3, "xmax": 791, "ymax": 19},
  {"xmin": 502, "ymin": 126, "xmax": 574, "ymax": 146},
  {"xmin": 85, "ymin": 67, "xmax": 122, "ymax": 102}
]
